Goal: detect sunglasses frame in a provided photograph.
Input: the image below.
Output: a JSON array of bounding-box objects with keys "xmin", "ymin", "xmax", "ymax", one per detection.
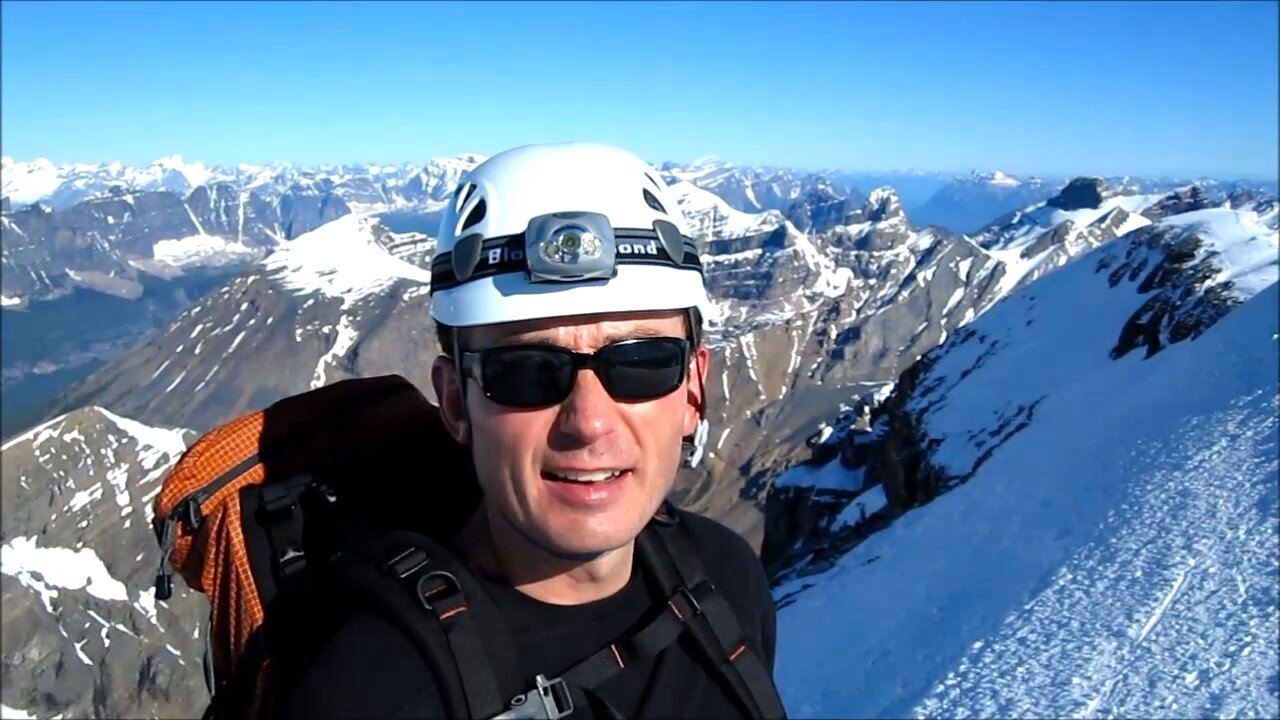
[{"xmin": 458, "ymin": 336, "xmax": 693, "ymax": 408}]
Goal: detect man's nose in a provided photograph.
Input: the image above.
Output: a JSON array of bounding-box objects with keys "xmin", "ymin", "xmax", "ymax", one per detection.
[{"xmin": 551, "ymin": 368, "xmax": 620, "ymax": 446}]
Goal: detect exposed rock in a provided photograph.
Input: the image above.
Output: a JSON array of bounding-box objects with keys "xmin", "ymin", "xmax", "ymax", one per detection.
[
  {"xmin": 1046, "ymin": 177, "xmax": 1108, "ymax": 211},
  {"xmin": 1100, "ymin": 223, "xmax": 1243, "ymax": 359},
  {"xmin": 1, "ymin": 408, "xmax": 208, "ymax": 719},
  {"xmin": 1142, "ymin": 185, "xmax": 1214, "ymax": 221}
]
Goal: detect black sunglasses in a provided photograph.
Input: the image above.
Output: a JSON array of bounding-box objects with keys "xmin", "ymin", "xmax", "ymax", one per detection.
[{"xmin": 459, "ymin": 337, "xmax": 692, "ymax": 408}]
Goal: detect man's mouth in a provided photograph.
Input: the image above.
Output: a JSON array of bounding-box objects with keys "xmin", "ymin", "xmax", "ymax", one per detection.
[{"xmin": 543, "ymin": 469, "xmax": 629, "ymax": 484}]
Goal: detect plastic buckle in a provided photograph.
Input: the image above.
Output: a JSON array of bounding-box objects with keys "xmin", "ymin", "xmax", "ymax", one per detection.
[
  {"xmin": 533, "ymin": 675, "xmax": 574, "ymax": 720},
  {"xmin": 261, "ymin": 486, "xmax": 297, "ymax": 518},
  {"xmin": 278, "ymin": 547, "xmax": 307, "ymax": 578},
  {"xmin": 677, "ymin": 585, "xmax": 704, "ymax": 618},
  {"xmin": 177, "ymin": 498, "xmax": 204, "ymax": 532},
  {"xmin": 499, "ymin": 675, "xmax": 574, "ymax": 720},
  {"xmin": 386, "ymin": 547, "xmax": 430, "ymax": 579}
]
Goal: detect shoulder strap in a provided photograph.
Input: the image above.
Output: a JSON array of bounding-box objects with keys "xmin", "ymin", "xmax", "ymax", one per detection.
[
  {"xmin": 636, "ymin": 509, "xmax": 788, "ymax": 720},
  {"xmin": 325, "ymin": 528, "xmax": 518, "ymax": 719}
]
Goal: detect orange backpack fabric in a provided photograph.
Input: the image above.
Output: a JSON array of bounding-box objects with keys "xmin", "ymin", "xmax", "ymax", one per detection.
[{"xmin": 152, "ymin": 374, "xmax": 480, "ymax": 710}]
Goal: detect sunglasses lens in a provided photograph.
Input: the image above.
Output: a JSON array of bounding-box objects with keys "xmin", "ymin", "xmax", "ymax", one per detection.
[
  {"xmin": 479, "ymin": 347, "xmax": 574, "ymax": 407},
  {"xmin": 473, "ymin": 338, "xmax": 690, "ymax": 407},
  {"xmin": 597, "ymin": 339, "xmax": 689, "ymax": 401}
]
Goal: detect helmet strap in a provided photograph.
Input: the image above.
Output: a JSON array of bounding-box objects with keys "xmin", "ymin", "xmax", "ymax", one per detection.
[
  {"xmin": 452, "ymin": 327, "xmax": 473, "ymax": 429},
  {"xmin": 682, "ymin": 308, "xmax": 710, "ymax": 469}
]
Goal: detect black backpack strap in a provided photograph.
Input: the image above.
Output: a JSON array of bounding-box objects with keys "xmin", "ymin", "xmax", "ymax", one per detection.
[
  {"xmin": 258, "ymin": 474, "xmax": 318, "ymax": 585},
  {"xmin": 636, "ymin": 509, "xmax": 788, "ymax": 720},
  {"xmin": 556, "ymin": 579, "xmax": 714, "ymax": 690},
  {"xmin": 324, "ymin": 530, "xmax": 516, "ymax": 719},
  {"xmin": 400, "ymin": 552, "xmax": 506, "ymax": 718},
  {"xmin": 488, "ymin": 576, "xmax": 712, "ymax": 720}
]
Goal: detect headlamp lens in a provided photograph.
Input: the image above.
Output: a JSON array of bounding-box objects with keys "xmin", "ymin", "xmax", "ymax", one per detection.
[{"xmin": 541, "ymin": 226, "xmax": 602, "ymax": 265}]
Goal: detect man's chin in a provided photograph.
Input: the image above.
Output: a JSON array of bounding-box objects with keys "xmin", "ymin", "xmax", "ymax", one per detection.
[
  {"xmin": 536, "ymin": 527, "xmax": 637, "ymax": 562},
  {"xmin": 497, "ymin": 508, "xmax": 635, "ymax": 562}
]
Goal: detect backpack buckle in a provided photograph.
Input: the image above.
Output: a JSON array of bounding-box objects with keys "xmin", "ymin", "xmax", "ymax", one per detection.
[
  {"xmin": 261, "ymin": 485, "xmax": 299, "ymax": 519},
  {"xmin": 494, "ymin": 674, "xmax": 574, "ymax": 720},
  {"xmin": 386, "ymin": 547, "xmax": 430, "ymax": 579},
  {"xmin": 675, "ymin": 584, "xmax": 704, "ymax": 618}
]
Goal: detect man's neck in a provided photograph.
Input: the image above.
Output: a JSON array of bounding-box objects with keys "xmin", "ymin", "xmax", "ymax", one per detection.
[{"xmin": 455, "ymin": 507, "xmax": 636, "ymax": 606}]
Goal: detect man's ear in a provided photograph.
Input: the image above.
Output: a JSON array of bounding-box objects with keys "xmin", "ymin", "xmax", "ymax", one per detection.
[
  {"xmin": 683, "ymin": 344, "xmax": 711, "ymax": 437},
  {"xmin": 432, "ymin": 354, "xmax": 471, "ymax": 445}
]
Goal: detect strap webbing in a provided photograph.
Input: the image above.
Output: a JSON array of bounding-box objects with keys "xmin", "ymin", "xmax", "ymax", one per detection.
[
  {"xmin": 325, "ymin": 535, "xmax": 510, "ymax": 719},
  {"xmin": 558, "ymin": 580, "xmax": 713, "ymax": 690},
  {"xmin": 638, "ymin": 517, "xmax": 788, "ymax": 720},
  {"xmin": 417, "ymin": 571, "xmax": 506, "ymax": 718}
]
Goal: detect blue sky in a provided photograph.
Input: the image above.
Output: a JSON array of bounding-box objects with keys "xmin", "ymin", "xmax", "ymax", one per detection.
[{"xmin": 2, "ymin": 0, "xmax": 1276, "ymax": 178}]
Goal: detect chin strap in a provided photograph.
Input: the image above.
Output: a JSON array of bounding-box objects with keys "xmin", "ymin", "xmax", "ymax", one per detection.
[
  {"xmin": 683, "ymin": 417, "xmax": 710, "ymax": 469},
  {"xmin": 452, "ymin": 327, "xmax": 474, "ymax": 433},
  {"xmin": 682, "ymin": 333, "xmax": 710, "ymax": 469}
]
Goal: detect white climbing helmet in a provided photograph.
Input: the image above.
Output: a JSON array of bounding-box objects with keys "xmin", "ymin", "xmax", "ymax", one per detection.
[{"xmin": 428, "ymin": 142, "xmax": 711, "ymax": 327}]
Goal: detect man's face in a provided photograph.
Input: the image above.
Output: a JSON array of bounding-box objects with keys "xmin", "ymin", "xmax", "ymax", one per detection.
[{"xmin": 433, "ymin": 310, "xmax": 709, "ymax": 560}]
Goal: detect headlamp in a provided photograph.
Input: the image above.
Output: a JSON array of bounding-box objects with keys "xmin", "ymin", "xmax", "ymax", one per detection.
[{"xmin": 525, "ymin": 211, "xmax": 618, "ymax": 283}]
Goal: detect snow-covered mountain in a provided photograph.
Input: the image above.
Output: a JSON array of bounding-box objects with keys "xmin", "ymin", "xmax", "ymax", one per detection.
[
  {"xmin": 969, "ymin": 177, "xmax": 1167, "ymax": 302},
  {"xmin": 659, "ymin": 157, "xmax": 867, "ymax": 223},
  {"xmin": 0, "ymin": 154, "xmax": 482, "ymax": 305},
  {"xmin": 1, "ymin": 408, "xmax": 207, "ymax": 719},
  {"xmin": 0, "ymin": 155, "xmax": 485, "ymax": 215},
  {"xmin": 2, "ymin": 156, "xmax": 218, "ymax": 211},
  {"xmin": 913, "ymin": 170, "xmax": 1064, "ymax": 234},
  {"xmin": 43, "ymin": 214, "xmax": 439, "ymax": 434},
  {"xmin": 0, "ymin": 156, "xmax": 483, "ymax": 444},
  {"xmin": 766, "ymin": 204, "xmax": 1278, "ymax": 717}
]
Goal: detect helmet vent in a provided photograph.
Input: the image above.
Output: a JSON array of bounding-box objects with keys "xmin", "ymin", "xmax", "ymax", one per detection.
[
  {"xmin": 454, "ymin": 182, "xmax": 477, "ymax": 213},
  {"xmin": 643, "ymin": 188, "xmax": 667, "ymax": 215},
  {"xmin": 460, "ymin": 198, "xmax": 487, "ymax": 232},
  {"xmin": 643, "ymin": 171, "xmax": 663, "ymax": 192}
]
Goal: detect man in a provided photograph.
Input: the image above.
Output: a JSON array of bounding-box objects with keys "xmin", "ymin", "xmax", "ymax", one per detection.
[{"xmin": 276, "ymin": 143, "xmax": 786, "ymax": 719}]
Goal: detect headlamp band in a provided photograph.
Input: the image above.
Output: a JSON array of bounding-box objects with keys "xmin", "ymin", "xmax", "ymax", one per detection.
[{"xmin": 429, "ymin": 226, "xmax": 703, "ymax": 295}]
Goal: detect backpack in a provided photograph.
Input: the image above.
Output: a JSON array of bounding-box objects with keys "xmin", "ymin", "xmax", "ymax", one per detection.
[{"xmin": 151, "ymin": 374, "xmax": 786, "ymax": 720}]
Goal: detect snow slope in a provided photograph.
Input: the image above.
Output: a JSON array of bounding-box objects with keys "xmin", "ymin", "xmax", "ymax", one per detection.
[
  {"xmin": 260, "ymin": 213, "xmax": 432, "ymax": 308},
  {"xmin": 1, "ymin": 157, "xmax": 62, "ymax": 207},
  {"xmin": 668, "ymin": 179, "xmax": 785, "ymax": 239},
  {"xmin": 152, "ymin": 234, "xmax": 259, "ymax": 268},
  {"xmin": 774, "ymin": 210, "xmax": 1279, "ymax": 718}
]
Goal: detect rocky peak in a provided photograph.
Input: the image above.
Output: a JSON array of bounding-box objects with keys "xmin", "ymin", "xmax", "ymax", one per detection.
[
  {"xmin": 1046, "ymin": 177, "xmax": 1109, "ymax": 211},
  {"xmin": 1, "ymin": 407, "xmax": 208, "ymax": 719},
  {"xmin": 784, "ymin": 181, "xmax": 854, "ymax": 234},
  {"xmin": 1226, "ymin": 188, "xmax": 1261, "ymax": 208},
  {"xmin": 862, "ymin": 186, "xmax": 906, "ymax": 223},
  {"xmin": 1142, "ymin": 185, "xmax": 1214, "ymax": 221}
]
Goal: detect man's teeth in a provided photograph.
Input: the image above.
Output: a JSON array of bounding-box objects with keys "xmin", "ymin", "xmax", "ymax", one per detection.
[{"xmin": 547, "ymin": 470, "xmax": 624, "ymax": 483}]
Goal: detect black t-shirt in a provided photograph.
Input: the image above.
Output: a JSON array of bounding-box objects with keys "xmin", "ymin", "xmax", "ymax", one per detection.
[{"xmin": 278, "ymin": 510, "xmax": 778, "ymax": 719}]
